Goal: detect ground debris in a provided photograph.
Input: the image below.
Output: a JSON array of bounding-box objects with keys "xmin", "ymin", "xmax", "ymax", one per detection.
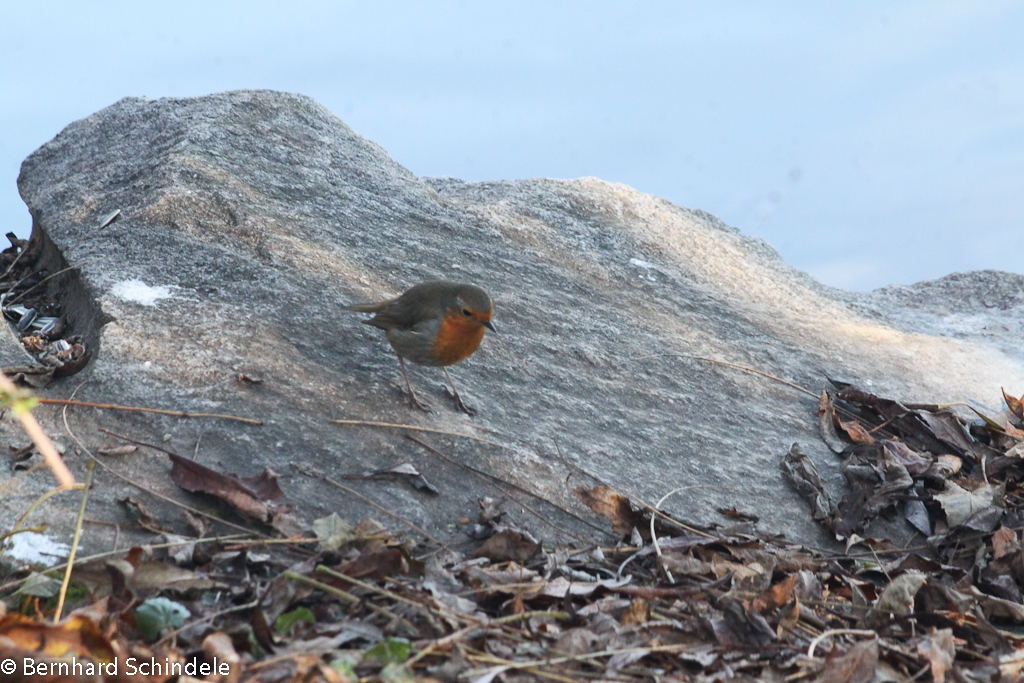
[{"xmin": 8, "ymin": 384, "xmax": 1024, "ymax": 681}]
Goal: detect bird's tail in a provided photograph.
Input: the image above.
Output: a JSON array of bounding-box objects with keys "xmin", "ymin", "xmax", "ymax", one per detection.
[{"xmin": 342, "ymin": 301, "xmax": 389, "ymax": 313}]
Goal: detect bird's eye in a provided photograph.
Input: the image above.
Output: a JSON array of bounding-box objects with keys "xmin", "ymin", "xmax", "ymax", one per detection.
[{"xmin": 462, "ymin": 308, "xmax": 472, "ymax": 317}]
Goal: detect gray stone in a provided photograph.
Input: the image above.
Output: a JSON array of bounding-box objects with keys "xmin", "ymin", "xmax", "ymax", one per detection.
[{"xmin": 6, "ymin": 90, "xmax": 1024, "ymax": 559}]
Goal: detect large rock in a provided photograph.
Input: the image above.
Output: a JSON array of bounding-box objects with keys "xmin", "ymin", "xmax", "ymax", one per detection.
[{"xmin": 6, "ymin": 90, "xmax": 1024, "ymax": 557}]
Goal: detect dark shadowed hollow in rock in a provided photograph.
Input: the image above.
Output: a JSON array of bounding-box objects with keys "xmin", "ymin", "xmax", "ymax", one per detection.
[{"xmin": 4, "ymin": 90, "xmax": 1024, "ymax": 557}]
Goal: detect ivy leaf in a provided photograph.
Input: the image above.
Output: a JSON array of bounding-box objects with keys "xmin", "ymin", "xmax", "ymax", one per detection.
[
  {"xmin": 274, "ymin": 606, "xmax": 315, "ymax": 635},
  {"xmin": 136, "ymin": 597, "xmax": 191, "ymax": 642},
  {"xmin": 364, "ymin": 637, "xmax": 413, "ymax": 665}
]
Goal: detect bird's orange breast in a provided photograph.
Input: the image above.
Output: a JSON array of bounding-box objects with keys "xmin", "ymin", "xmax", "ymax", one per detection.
[{"xmin": 431, "ymin": 312, "xmax": 487, "ymax": 366}]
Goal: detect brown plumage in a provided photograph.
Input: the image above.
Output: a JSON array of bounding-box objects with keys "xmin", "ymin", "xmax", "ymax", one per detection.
[{"xmin": 345, "ymin": 280, "xmax": 496, "ymax": 414}]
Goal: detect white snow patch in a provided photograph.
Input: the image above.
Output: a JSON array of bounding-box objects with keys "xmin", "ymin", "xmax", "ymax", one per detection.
[
  {"xmin": 110, "ymin": 279, "xmax": 176, "ymax": 306},
  {"xmin": 630, "ymin": 258, "xmax": 655, "ymax": 269},
  {"xmin": 4, "ymin": 531, "xmax": 71, "ymax": 566}
]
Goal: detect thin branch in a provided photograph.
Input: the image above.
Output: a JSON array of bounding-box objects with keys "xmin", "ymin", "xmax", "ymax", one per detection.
[
  {"xmin": 155, "ymin": 598, "xmax": 260, "ymax": 646},
  {"xmin": 807, "ymin": 629, "xmax": 878, "ymax": 658},
  {"xmin": 5, "ymin": 262, "xmax": 90, "ymax": 306},
  {"xmin": 316, "ymin": 564, "xmax": 461, "ymax": 629},
  {"xmin": 405, "ymin": 611, "xmax": 571, "ymax": 667},
  {"xmin": 330, "ymin": 418, "xmax": 510, "ymax": 449},
  {"xmin": 40, "ymin": 397, "xmax": 263, "ymax": 424},
  {"xmin": 59, "ymin": 405, "xmax": 263, "ymax": 536},
  {"xmin": 0, "ymin": 534, "xmax": 252, "ymax": 594},
  {"xmin": 54, "ymin": 460, "xmax": 94, "ymax": 622},
  {"xmin": 406, "ymin": 434, "xmax": 609, "ymax": 542},
  {"xmin": 0, "ymin": 371, "xmax": 74, "ymax": 486},
  {"xmin": 626, "ymin": 353, "xmax": 818, "ymax": 398},
  {"xmin": 284, "ymin": 572, "xmax": 417, "ymax": 634},
  {"xmin": 0, "ymin": 242, "xmax": 28, "ymax": 281},
  {"xmin": 292, "ymin": 461, "xmax": 451, "ymax": 551}
]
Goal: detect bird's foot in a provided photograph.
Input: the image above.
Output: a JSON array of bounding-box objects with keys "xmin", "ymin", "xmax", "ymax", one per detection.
[
  {"xmin": 444, "ymin": 385, "xmax": 477, "ymax": 416},
  {"xmin": 400, "ymin": 386, "xmax": 432, "ymax": 413}
]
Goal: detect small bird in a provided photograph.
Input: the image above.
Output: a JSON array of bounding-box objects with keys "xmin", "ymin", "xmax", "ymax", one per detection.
[{"xmin": 345, "ymin": 280, "xmax": 496, "ymax": 414}]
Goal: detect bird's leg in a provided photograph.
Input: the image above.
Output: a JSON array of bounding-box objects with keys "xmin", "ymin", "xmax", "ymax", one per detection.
[
  {"xmin": 398, "ymin": 356, "xmax": 431, "ymax": 412},
  {"xmin": 442, "ymin": 367, "xmax": 476, "ymax": 416}
]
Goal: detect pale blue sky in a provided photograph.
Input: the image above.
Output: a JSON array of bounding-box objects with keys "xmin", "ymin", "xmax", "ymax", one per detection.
[{"xmin": 2, "ymin": 1, "xmax": 1021, "ymax": 290}]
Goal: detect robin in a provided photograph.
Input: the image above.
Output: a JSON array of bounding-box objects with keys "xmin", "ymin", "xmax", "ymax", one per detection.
[{"xmin": 345, "ymin": 280, "xmax": 496, "ymax": 415}]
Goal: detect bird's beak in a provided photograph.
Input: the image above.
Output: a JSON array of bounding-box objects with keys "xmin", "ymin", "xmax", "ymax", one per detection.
[{"xmin": 483, "ymin": 320, "xmax": 497, "ymax": 333}]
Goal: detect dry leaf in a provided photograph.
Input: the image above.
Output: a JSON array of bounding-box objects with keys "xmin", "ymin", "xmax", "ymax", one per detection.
[
  {"xmin": 993, "ymin": 525, "xmax": 1020, "ymax": 560},
  {"xmin": 934, "ymin": 481, "xmax": 1002, "ymax": 527},
  {"xmin": 472, "ymin": 529, "xmax": 541, "ymax": 563},
  {"xmin": 917, "ymin": 628, "xmax": 955, "ymax": 683},
  {"xmin": 575, "ymin": 486, "xmax": 647, "ymax": 536},
  {"xmin": 820, "ymin": 638, "xmax": 878, "ymax": 683}
]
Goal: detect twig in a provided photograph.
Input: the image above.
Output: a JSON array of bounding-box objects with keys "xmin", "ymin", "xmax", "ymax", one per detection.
[
  {"xmin": 626, "ymin": 353, "xmax": 819, "ymax": 398},
  {"xmin": 11, "ymin": 483, "xmax": 85, "ymax": 531},
  {"xmin": 0, "ymin": 534, "xmax": 251, "ymax": 594},
  {"xmin": 330, "ymin": 418, "xmax": 510, "ymax": 449},
  {"xmin": 0, "ymin": 371, "xmax": 74, "ymax": 486},
  {"xmin": 406, "ymin": 434, "xmax": 609, "ymax": 542},
  {"xmin": 223, "ymin": 537, "xmax": 321, "ymax": 550},
  {"xmin": 292, "ymin": 461, "xmax": 451, "ymax": 551},
  {"xmin": 155, "ymin": 598, "xmax": 260, "ymax": 646},
  {"xmin": 648, "ymin": 484, "xmax": 756, "ymax": 578},
  {"xmin": 316, "ymin": 564, "xmax": 463, "ymax": 629},
  {"xmin": 39, "ymin": 398, "xmax": 263, "ymax": 424},
  {"xmin": 553, "ymin": 440, "xmax": 716, "ymax": 541},
  {"xmin": 98, "ymin": 427, "xmax": 186, "ymax": 457},
  {"xmin": 0, "ymin": 242, "xmax": 28, "ymax": 281},
  {"xmin": 284, "ymin": 572, "xmax": 417, "ymax": 634},
  {"xmin": 54, "ymin": 460, "xmax": 94, "ymax": 622},
  {"xmin": 5, "ymin": 262, "xmax": 89, "ymax": 306},
  {"xmin": 405, "ymin": 611, "xmax": 571, "ymax": 667},
  {"xmin": 463, "ymin": 641, "xmax": 701, "ymax": 677},
  {"xmin": 59, "ymin": 404, "xmax": 263, "ymax": 536},
  {"xmin": 807, "ymin": 629, "xmax": 878, "ymax": 658}
]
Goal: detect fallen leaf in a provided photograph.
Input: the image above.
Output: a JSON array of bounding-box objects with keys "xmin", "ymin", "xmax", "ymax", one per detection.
[
  {"xmin": 97, "ymin": 444, "xmax": 137, "ymax": 456},
  {"xmin": 839, "ymin": 419, "xmax": 875, "ymax": 445},
  {"xmin": 717, "ymin": 507, "xmax": 759, "ymax": 523},
  {"xmin": 202, "ymin": 631, "xmax": 243, "ymax": 680},
  {"xmin": 337, "ymin": 548, "xmax": 410, "ymax": 582},
  {"xmin": 312, "ymin": 513, "xmax": 355, "ymax": 551},
  {"xmin": 820, "ymin": 638, "xmax": 878, "ymax": 683},
  {"xmin": 819, "ymin": 390, "xmax": 847, "ymax": 453},
  {"xmin": 120, "ymin": 495, "xmax": 174, "ymax": 533},
  {"xmin": 864, "ymin": 572, "xmax": 927, "ymax": 627},
  {"xmin": 0, "ymin": 613, "xmax": 115, "ymax": 661},
  {"xmin": 169, "ymin": 453, "xmax": 284, "ymax": 523},
  {"xmin": 780, "ymin": 444, "xmax": 836, "ymax": 523},
  {"xmin": 620, "ymin": 597, "xmax": 649, "ymax": 625},
  {"xmin": 993, "ymin": 525, "xmax": 1020, "ymax": 560},
  {"xmin": 934, "ymin": 481, "xmax": 1002, "ymax": 528},
  {"xmin": 575, "ymin": 486, "xmax": 647, "ymax": 536},
  {"xmin": 753, "ymin": 574, "xmax": 796, "ymax": 615},
  {"xmin": 472, "ymin": 529, "xmax": 541, "ymax": 563},
  {"xmin": 1003, "ymin": 388, "xmax": 1024, "ymax": 420},
  {"xmin": 917, "ymin": 628, "xmax": 955, "ymax": 683},
  {"xmin": 344, "ymin": 462, "xmax": 439, "ymax": 494}
]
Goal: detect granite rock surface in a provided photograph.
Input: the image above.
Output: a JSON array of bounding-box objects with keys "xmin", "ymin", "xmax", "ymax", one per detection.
[{"xmin": 6, "ymin": 90, "xmax": 1024, "ymax": 558}]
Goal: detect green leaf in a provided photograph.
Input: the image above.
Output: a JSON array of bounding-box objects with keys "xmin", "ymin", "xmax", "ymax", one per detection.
[
  {"xmin": 16, "ymin": 572, "xmax": 62, "ymax": 598},
  {"xmin": 364, "ymin": 637, "xmax": 413, "ymax": 665},
  {"xmin": 274, "ymin": 606, "xmax": 315, "ymax": 635},
  {"xmin": 136, "ymin": 597, "xmax": 191, "ymax": 642}
]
